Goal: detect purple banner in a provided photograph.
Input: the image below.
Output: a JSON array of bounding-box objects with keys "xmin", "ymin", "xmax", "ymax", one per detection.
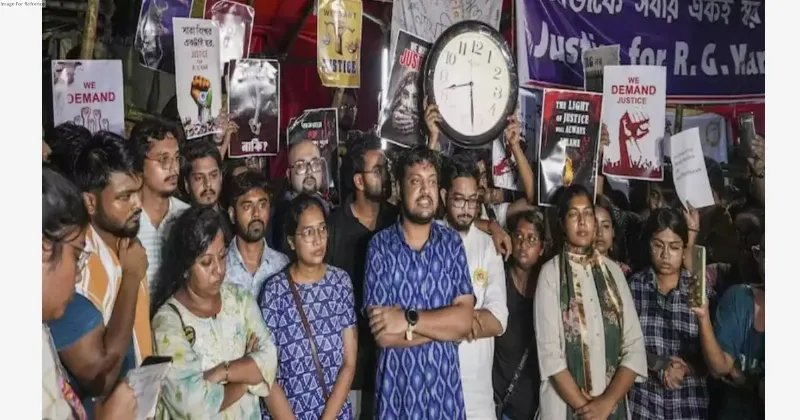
[{"xmin": 516, "ymin": 0, "xmax": 764, "ymax": 103}]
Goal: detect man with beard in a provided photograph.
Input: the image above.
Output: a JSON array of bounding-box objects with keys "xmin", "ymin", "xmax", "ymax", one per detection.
[
  {"xmin": 335, "ymin": 88, "xmax": 358, "ymax": 138},
  {"xmin": 224, "ymin": 171, "xmax": 289, "ymax": 296},
  {"xmin": 326, "ymin": 133, "xmax": 398, "ymax": 419},
  {"xmin": 440, "ymin": 155, "xmax": 508, "ymax": 419},
  {"xmin": 179, "ymin": 138, "xmax": 223, "ymax": 208},
  {"xmin": 271, "ymin": 139, "xmax": 330, "ymax": 253},
  {"xmin": 130, "ymin": 118, "xmax": 190, "ymax": 290},
  {"xmin": 364, "ymin": 146, "xmax": 475, "ymax": 419},
  {"xmin": 47, "ymin": 132, "xmax": 152, "ymax": 415}
]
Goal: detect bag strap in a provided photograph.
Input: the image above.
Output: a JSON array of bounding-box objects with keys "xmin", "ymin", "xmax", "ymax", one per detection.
[
  {"xmin": 286, "ymin": 269, "xmax": 330, "ymax": 399},
  {"xmin": 498, "ymin": 347, "xmax": 530, "ymax": 410},
  {"xmin": 167, "ymin": 303, "xmax": 195, "ymax": 347}
]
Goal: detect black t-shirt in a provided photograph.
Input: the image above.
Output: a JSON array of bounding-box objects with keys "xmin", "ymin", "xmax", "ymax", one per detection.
[
  {"xmin": 492, "ymin": 268, "xmax": 539, "ymax": 420},
  {"xmin": 325, "ymin": 196, "xmax": 398, "ymax": 389}
]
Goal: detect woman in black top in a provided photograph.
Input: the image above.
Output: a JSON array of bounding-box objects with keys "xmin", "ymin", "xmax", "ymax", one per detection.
[{"xmin": 493, "ymin": 209, "xmax": 549, "ymax": 420}]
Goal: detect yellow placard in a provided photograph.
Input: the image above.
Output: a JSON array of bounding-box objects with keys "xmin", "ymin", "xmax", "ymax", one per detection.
[{"xmin": 317, "ymin": 0, "xmax": 362, "ymax": 88}]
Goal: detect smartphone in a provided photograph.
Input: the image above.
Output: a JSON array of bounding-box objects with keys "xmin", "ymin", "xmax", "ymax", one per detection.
[
  {"xmin": 689, "ymin": 245, "xmax": 707, "ymax": 309},
  {"xmin": 738, "ymin": 112, "xmax": 756, "ymax": 151},
  {"xmin": 141, "ymin": 355, "xmax": 173, "ymax": 367}
]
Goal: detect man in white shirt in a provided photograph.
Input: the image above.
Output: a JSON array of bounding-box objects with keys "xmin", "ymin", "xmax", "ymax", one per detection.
[
  {"xmin": 130, "ymin": 118, "xmax": 190, "ymax": 291},
  {"xmin": 441, "ymin": 155, "xmax": 509, "ymax": 420}
]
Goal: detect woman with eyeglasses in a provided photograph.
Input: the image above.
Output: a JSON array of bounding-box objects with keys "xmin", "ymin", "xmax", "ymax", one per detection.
[
  {"xmin": 627, "ymin": 207, "xmax": 721, "ymax": 419},
  {"xmin": 150, "ymin": 207, "xmax": 278, "ymax": 419},
  {"xmin": 492, "ymin": 209, "xmax": 548, "ymax": 420},
  {"xmin": 42, "ymin": 165, "xmax": 138, "ymax": 420},
  {"xmin": 534, "ymin": 184, "xmax": 647, "ymax": 420},
  {"xmin": 259, "ymin": 194, "xmax": 357, "ymax": 420}
]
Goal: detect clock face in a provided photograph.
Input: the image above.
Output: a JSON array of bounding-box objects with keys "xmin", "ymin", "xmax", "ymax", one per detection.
[{"xmin": 430, "ymin": 31, "xmax": 514, "ymax": 141}]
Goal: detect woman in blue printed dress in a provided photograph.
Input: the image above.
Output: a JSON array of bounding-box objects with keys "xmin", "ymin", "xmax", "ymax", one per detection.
[{"xmin": 259, "ymin": 194, "xmax": 357, "ymax": 420}]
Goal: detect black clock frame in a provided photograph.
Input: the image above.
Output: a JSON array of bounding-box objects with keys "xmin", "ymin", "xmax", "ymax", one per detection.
[{"xmin": 423, "ymin": 20, "xmax": 519, "ymax": 148}]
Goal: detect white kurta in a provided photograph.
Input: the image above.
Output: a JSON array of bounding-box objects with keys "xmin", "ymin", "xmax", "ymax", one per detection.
[
  {"xmin": 534, "ymin": 254, "xmax": 647, "ymax": 420},
  {"xmin": 452, "ymin": 223, "xmax": 509, "ymax": 420}
]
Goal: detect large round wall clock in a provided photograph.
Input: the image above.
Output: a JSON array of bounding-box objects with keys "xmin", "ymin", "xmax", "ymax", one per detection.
[{"xmin": 423, "ymin": 20, "xmax": 518, "ymax": 148}]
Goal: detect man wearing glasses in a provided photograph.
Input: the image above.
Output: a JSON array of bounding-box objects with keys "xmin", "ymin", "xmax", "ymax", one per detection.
[
  {"xmin": 129, "ymin": 118, "xmax": 190, "ymax": 290},
  {"xmin": 271, "ymin": 139, "xmax": 330, "ymax": 253},
  {"xmin": 326, "ymin": 132, "xmax": 398, "ymax": 419},
  {"xmin": 439, "ymin": 154, "xmax": 508, "ymax": 420}
]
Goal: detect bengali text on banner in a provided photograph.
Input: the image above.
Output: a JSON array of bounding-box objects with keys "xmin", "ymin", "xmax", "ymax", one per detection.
[{"xmin": 515, "ymin": 0, "xmax": 764, "ymax": 103}]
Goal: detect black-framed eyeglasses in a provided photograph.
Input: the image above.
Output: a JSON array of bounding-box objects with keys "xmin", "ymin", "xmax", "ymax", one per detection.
[
  {"xmin": 146, "ymin": 153, "xmax": 183, "ymax": 170},
  {"xmin": 513, "ymin": 233, "xmax": 541, "ymax": 247},
  {"xmin": 65, "ymin": 242, "xmax": 90, "ymax": 273},
  {"xmin": 650, "ymin": 240, "xmax": 684, "ymax": 256},
  {"xmin": 290, "ymin": 157, "xmax": 325, "ymax": 176},
  {"xmin": 449, "ymin": 195, "xmax": 479, "ymax": 209},
  {"xmin": 295, "ymin": 225, "xmax": 328, "ymax": 243}
]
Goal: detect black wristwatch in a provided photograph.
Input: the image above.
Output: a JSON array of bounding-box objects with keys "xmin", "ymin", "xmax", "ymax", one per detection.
[{"xmin": 405, "ymin": 309, "xmax": 419, "ymax": 326}]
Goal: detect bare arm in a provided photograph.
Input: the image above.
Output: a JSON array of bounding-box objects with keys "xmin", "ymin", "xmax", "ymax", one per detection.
[
  {"xmin": 413, "ymin": 294, "xmax": 475, "ymax": 341},
  {"xmin": 321, "ymin": 327, "xmax": 357, "ymax": 420},
  {"xmin": 470, "ymin": 309, "xmax": 504, "ymax": 340},
  {"xmin": 601, "ymin": 366, "xmax": 638, "ymax": 403},
  {"xmin": 509, "ymin": 138, "xmax": 535, "ymax": 204},
  {"xmin": 219, "ymin": 382, "xmax": 249, "ymax": 412},
  {"xmin": 224, "ymin": 357, "xmax": 264, "ymax": 386},
  {"xmin": 59, "ymin": 276, "xmax": 140, "ymax": 396},
  {"xmin": 375, "ymin": 332, "xmax": 432, "ymax": 349},
  {"xmin": 264, "ymin": 383, "xmax": 296, "ymax": 420},
  {"xmin": 550, "ymin": 369, "xmax": 590, "ymax": 410},
  {"xmin": 698, "ymin": 314, "xmax": 736, "ymax": 377}
]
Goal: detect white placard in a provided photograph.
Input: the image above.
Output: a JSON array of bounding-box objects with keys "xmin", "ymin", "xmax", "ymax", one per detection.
[
  {"xmin": 125, "ymin": 361, "xmax": 171, "ymax": 420},
  {"xmin": 601, "ymin": 65, "xmax": 667, "ymax": 181},
  {"xmin": 173, "ymin": 17, "xmax": 223, "ymax": 139},
  {"xmin": 51, "ymin": 60, "xmax": 125, "ymax": 135},
  {"xmin": 670, "ymin": 127, "xmax": 715, "ymax": 209}
]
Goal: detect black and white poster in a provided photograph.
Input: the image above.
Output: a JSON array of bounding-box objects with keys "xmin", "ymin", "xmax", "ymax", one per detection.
[
  {"xmin": 378, "ymin": 29, "xmax": 431, "ymax": 148},
  {"xmin": 228, "ymin": 59, "xmax": 280, "ymax": 157},
  {"xmin": 287, "ymin": 108, "xmax": 340, "ymax": 203}
]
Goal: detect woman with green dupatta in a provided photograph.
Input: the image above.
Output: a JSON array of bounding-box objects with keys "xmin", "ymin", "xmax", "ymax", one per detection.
[{"xmin": 534, "ymin": 185, "xmax": 647, "ymax": 420}]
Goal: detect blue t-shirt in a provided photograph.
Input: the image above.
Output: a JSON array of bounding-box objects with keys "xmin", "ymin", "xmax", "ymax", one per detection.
[
  {"xmin": 48, "ymin": 294, "xmax": 138, "ymax": 419},
  {"xmin": 364, "ymin": 222, "xmax": 474, "ymax": 420},
  {"xmin": 713, "ymin": 284, "xmax": 765, "ymax": 420}
]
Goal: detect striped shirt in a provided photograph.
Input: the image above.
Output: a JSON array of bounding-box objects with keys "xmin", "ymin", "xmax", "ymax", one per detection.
[
  {"xmin": 138, "ymin": 196, "xmax": 189, "ymax": 291},
  {"xmin": 77, "ymin": 225, "xmax": 152, "ymax": 364}
]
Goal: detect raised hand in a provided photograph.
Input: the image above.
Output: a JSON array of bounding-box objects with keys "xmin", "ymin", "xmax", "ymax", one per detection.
[{"xmin": 190, "ymin": 75, "xmax": 213, "ymax": 108}]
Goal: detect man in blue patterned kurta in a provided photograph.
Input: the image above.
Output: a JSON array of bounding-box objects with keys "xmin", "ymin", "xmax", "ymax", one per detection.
[{"xmin": 364, "ymin": 146, "xmax": 475, "ymax": 420}]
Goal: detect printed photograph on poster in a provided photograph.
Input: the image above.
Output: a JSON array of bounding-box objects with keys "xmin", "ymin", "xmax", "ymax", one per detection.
[
  {"xmin": 52, "ymin": 60, "xmax": 125, "ymax": 135},
  {"xmin": 670, "ymin": 127, "xmax": 715, "ymax": 209},
  {"xmin": 209, "ymin": 0, "xmax": 254, "ymax": 74},
  {"xmin": 582, "ymin": 45, "xmax": 620, "ymax": 93},
  {"xmin": 287, "ymin": 108, "xmax": 340, "ymax": 203},
  {"xmin": 537, "ymin": 89, "xmax": 603, "ymax": 207},
  {"xmin": 134, "ymin": 0, "xmax": 193, "ymax": 73},
  {"xmin": 173, "ymin": 18, "xmax": 222, "ymax": 140},
  {"xmin": 601, "ymin": 65, "xmax": 667, "ymax": 180},
  {"xmin": 378, "ymin": 30, "xmax": 431, "ymax": 148},
  {"xmin": 317, "ymin": 0, "xmax": 362, "ymax": 88},
  {"xmin": 228, "ymin": 59, "xmax": 280, "ymax": 157},
  {"xmin": 663, "ymin": 110, "xmax": 729, "ymax": 163},
  {"xmin": 491, "ymin": 88, "xmax": 543, "ymax": 191}
]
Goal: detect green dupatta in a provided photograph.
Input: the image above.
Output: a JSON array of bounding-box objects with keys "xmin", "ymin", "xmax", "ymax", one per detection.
[{"xmin": 559, "ymin": 247, "xmax": 626, "ymax": 420}]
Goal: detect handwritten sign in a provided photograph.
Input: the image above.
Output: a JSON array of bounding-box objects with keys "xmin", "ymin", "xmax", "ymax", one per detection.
[
  {"xmin": 51, "ymin": 60, "xmax": 125, "ymax": 135},
  {"xmin": 390, "ymin": 0, "xmax": 502, "ymax": 56},
  {"xmin": 538, "ymin": 89, "xmax": 603, "ymax": 206},
  {"xmin": 670, "ymin": 127, "xmax": 715, "ymax": 209},
  {"xmin": 601, "ymin": 65, "xmax": 666, "ymax": 180},
  {"xmin": 173, "ymin": 17, "xmax": 222, "ymax": 139}
]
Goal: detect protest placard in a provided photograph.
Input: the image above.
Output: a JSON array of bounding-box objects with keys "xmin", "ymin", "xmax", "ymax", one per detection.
[
  {"xmin": 51, "ymin": 60, "xmax": 125, "ymax": 135},
  {"xmin": 317, "ymin": 0, "xmax": 362, "ymax": 88},
  {"xmin": 173, "ymin": 18, "xmax": 222, "ymax": 139},
  {"xmin": 228, "ymin": 59, "xmax": 280, "ymax": 157},
  {"xmin": 670, "ymin": 127, "xmax": 715, "ymax": 209},
  {"xmin": 601, "ymin": 65, "xmax": 667, "ymax": 180},
  {"xmin": 538, "ymin": 89, "xmax": 603, "ymax": 206}
]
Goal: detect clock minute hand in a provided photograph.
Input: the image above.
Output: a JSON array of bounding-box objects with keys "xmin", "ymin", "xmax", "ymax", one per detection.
[
  {"xmin": 469, "ymin": 81, "xmax": 474, "ymax": 132},
  {"xmin": 445, "ymin": 82, "xmax": 471, "ymax": 90}
]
